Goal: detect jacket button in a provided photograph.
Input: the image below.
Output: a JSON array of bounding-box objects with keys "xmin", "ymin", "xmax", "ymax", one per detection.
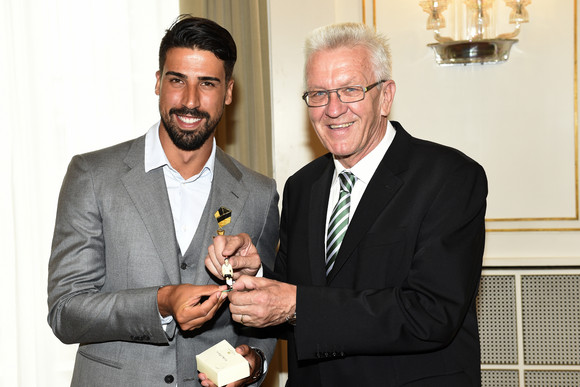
[
  {"xmin": 180, "ymin": 262, "xmax": 187, "ymax": 270},
  {"xmin": 164, "ymin": 374, "xmax": 174, "ymax": 384}
]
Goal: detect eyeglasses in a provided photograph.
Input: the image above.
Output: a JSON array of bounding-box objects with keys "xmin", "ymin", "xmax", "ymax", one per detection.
[{"xmin": 302, "ymin": 80, "xmax": 387, "ymax": 107}]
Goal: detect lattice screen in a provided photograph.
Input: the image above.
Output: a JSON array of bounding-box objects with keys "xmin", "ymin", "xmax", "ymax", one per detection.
[{"xmin": 477, "ymin": 270, "xmax": 580, "ymax": 387}]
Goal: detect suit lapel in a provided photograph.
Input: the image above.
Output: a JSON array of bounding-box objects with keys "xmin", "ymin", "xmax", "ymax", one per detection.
[
  {"xmin": 308, "ymin": 159, "xmax": 334, "ymax": 286},
  {"xmin": 326, "ymin": 123, "xmax": 410, "ymax": 283},
  {"xmin": 187, "ymin": 148, "xmax": 248, "ymax": 285},
  {"xmin": 121, "ymin": 136, "xmax": 181, "ymax": 284}
]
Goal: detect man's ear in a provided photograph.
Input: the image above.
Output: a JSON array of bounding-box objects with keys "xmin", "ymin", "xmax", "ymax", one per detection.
[
  {"xmin": 155, "ymin": 70, "xmax": 161, "ymax": 96},
  {"xmin": 380, "ymin": 80, "xmax": 396, "ymax": 117},
  {"xmin": 225, "ymin": 79, "xmax": 234, "ymax": 105}
]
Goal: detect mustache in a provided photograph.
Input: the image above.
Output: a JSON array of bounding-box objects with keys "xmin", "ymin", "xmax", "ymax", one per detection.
[{"xmin": 169, "ymin": 107, "xmax": 210, "ymax": 120}]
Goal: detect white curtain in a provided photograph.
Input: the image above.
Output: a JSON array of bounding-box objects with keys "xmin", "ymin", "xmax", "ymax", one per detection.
[{"xmin": 0, "ymin": 1, "xmax": 179, "ymax": 385}]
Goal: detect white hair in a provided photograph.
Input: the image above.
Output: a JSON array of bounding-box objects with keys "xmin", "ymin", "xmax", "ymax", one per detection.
[{"xmin": 304, "ymin": 22, "xmax": 392, "ymax": 85}]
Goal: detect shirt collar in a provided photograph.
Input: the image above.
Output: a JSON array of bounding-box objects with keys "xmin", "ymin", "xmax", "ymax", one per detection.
[
  {"xmin": 333, "ymin": 120, "xmax": 397, "ymax": 184},
  {"xmin": 144, "ymin": 121, "xmax": 216, "ymax": 180}
]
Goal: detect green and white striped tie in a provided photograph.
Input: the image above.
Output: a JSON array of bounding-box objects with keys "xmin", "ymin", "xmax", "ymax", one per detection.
[{"xmin": 325, "ymin": 171, "xmax": 356, "ymax": 275}]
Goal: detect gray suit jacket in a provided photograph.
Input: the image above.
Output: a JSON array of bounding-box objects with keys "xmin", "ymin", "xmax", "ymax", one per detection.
[{"xmin": 47, "ymin": 134, "xmax": 279, "ymax": 386}]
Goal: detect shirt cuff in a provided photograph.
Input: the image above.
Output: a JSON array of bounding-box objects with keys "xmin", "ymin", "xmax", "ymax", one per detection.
[{"xmin": 160, "ymin": 313, "xmax": 173, "ymax": 331}]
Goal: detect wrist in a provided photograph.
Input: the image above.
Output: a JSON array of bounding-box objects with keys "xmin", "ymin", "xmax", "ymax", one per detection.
[
  {"xmin": 285, "ymin": 311, "xmax": 297, "ymax": 326},
  {"xmin": 157, "ymin": 285, "xmax": 174, "ymax": 317},
  {"xmin": 249, "ymin": 347, "xmax": 265, "ymax": 382}
]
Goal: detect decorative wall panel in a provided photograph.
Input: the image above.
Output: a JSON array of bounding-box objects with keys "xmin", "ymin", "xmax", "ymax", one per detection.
[{"xmin": 478, "ymin": 271, "xmax": 580, "ymax": 386}]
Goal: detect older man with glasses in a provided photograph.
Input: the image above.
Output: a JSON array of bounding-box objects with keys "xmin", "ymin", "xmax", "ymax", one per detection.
[{"xmin": 206, "ymin": 22, "xmax": 488, "ymax": 387}]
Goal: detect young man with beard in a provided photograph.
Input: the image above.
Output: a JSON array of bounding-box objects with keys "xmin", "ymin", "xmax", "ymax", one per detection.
[{"xmin": 47, "ymin": 16, "xmax": 278, "ymax": 386}]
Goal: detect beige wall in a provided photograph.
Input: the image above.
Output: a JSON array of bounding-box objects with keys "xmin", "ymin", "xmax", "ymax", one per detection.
[{"xmin": 270, "ymin": 0, "xmax": 580, "ymax": 267}]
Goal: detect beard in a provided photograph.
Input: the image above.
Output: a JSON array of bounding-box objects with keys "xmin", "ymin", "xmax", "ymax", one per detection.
[{"xmin": 160, "ymin": 106, "xmax": 223, "ymax": 151}]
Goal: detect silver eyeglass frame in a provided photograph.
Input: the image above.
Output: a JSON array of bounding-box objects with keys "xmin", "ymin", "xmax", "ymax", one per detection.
[{"xmin": 302, "ymin": 80, "xmax": 387, "ymax": 107}]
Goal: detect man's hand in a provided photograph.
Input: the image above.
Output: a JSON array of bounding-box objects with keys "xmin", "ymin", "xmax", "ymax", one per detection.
[
  {"xmin": 157, "ymin": 284, "xmax": 227, "ymax": 331},
  {"xmin": 198, "ymin": 345, "xmax": 263, "ymax": 387},
  {"xmin": 206, "ymin": 233, "xmax": 262, "ymax": 281},
  {"xmin": 228, "ymin": 275, "xmax": 297, "ymax": 328}
]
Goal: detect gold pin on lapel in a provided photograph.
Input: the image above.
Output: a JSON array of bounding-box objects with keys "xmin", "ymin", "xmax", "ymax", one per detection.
[{"xmin": 214, "ymin": 207, "xmax": 232, "ymax": 236}]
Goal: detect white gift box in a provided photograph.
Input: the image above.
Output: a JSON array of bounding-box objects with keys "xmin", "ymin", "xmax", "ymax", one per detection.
[{"xmin": 196, "ymin": 340, "xmax": 250, "ymax": 386}]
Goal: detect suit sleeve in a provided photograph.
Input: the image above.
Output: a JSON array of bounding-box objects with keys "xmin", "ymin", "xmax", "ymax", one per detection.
[
  {"xmin": 47, "ymin": 155, "xmax": 169, "ymax": 345},
  {"xmin": 234, "ymin": 177, "xmax": 280, "ymax": 379},
  {"xmin": 293, "ymin": 161, "xmax": 487, "ymax": 359}
]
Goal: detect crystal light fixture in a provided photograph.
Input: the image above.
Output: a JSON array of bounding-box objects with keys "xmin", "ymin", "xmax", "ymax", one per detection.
[{"xmin": 419, "ymin": 0, "xmax": 531, "ymax": 65}]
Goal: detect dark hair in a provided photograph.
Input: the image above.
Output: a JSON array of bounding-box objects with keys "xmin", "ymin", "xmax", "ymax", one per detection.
[{"xmin": 159, "ymin": 15, "xmax": 237, "ymax": 81}]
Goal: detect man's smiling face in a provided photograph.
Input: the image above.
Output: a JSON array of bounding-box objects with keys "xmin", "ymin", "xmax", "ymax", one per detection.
[
  {"xmin": 305, "ymin": 45, "xmax": 394, "ymax": 168},
  {"xmin": 155, "ymin": 47, "xmax": 233, "ymax": 151}
]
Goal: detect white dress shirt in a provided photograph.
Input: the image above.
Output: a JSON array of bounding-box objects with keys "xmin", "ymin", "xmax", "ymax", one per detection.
[{"xmin": 325, "ymin": 121, "xmax": 397, "ymax": 242}]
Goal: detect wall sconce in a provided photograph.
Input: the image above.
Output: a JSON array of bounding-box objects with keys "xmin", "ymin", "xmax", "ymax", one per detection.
[{"xmin": 419, "ymin": 0, "xmax": 531, "ymax": 65}]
